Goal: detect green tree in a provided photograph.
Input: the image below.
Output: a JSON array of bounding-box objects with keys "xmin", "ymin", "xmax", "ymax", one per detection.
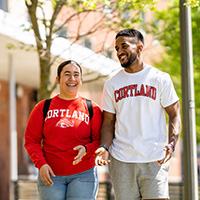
[
  {"xmin": 147, "ymin": 0, "xmax": 200, "ymax": 142},
  {"xmin": 24, "ymin": 0, "xmax": 156, "ymax": 100}
]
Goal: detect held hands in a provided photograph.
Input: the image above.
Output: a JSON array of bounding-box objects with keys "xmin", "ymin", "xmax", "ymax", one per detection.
[
  {"xmin": 95, "ymin": 147, "xmax": 110, "ymax": 166},
  {"xmin": 156, "ymin": 144, "xmax": 174, "ymax": 165},
  {"xmin": 39, "ymin": 164, "xmax": 56, "ymax": 186},
  {"xmin": 73, "ymin": 145, "xmax": 87, "ymax": 165}
]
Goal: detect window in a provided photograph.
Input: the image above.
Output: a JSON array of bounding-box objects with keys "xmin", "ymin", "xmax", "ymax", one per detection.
[
  {"xmin": 141, "ymin": 12, "xmax": 146, "ymax": 24},
  {"xmin": 83, "ymin": 38, "xmax": 92, "ymax": 49},
  {"xmin": 104, "ymin": 46, "xmax": 113, "ymax": 59},
  {"xmin": 57, "ymin": 28, "xmax": 67, "ymax": 38},
  {"xmin": 0, "ymin": 0, "xmax": 8, "ymax": 11},
  {"xmin": 105, "ymin": 49, "xmax": 113, "ymax": 59}
]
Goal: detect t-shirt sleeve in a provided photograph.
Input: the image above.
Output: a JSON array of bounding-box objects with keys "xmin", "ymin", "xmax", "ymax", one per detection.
[
  {"xmin": 24, "ymin": 100, "xmax": 47, "ymax": 169},
  {"xmin": 160, "ymin": 73, "xmax": 179, "ymax": 108},
  {"xmin": 101, "ymin": 81, "xmax": 116, "ymax": 114}
]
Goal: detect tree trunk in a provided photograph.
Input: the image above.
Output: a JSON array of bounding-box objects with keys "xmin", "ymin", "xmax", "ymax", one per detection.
[{"xmin": 39, "ymin": 51, "xmax": 51, "ymax": 100}]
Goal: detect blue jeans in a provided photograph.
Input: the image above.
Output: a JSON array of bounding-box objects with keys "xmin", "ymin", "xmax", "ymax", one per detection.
[{"xmin": 38, "ymin": 167, "xmax": 99, "ymax": 200}]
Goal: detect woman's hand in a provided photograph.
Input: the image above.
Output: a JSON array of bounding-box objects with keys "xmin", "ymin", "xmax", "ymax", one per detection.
[
  {"xmin": 39, "ymin": 164, "xmax": 56, "ymax": 186},
  {"xmin": 73, "ymin": 145, "xmax": 86, "ymax": 165}
]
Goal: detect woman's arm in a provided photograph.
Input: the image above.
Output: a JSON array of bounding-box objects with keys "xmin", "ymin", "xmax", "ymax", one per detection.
[{"xmin": 24, "ymin": 101, "xmax": 48, "ymax": 169}]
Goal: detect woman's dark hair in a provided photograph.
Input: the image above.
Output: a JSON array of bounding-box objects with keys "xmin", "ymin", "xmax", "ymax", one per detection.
[
  {"xmin": 57, "ymin": 60, "xmax": 82, "ymax": 78},
  {"xmin": 116, "ymin": 29, "xmax": 144, "ymax": 45}
]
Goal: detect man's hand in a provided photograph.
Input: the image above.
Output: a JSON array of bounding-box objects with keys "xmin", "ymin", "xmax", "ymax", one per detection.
[
  {"xmin": 39, "ymin": 164, "xmax": 56, "ymax": 186},
  {"xmin": 95, "ymin": 147, "xmax": 110, "ymax": 166},
  {"xmin": 156, "ymin": 144, "xmax": 173, "ymax": 165},
  {"xmin": 73, "ymin": 145, "xmax": 86, "ymax": 165}
]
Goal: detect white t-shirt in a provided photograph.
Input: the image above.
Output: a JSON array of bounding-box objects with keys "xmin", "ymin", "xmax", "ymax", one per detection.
[{"xmin": 102, "ymin": 64, "xmax": 179, "ymax": 163}]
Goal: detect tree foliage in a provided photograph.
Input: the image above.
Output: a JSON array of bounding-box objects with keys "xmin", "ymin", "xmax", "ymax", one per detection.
[
  {"xmin": 184, "ymin": 0, "xmax": 199, "ymax": 7},
  {"xmin": 147, "ymin": 0, "xmax": 200, "ymax": 142},
  {"xmin": 24, "ymin": 0, "xmax": 156, "ymax": 100}
]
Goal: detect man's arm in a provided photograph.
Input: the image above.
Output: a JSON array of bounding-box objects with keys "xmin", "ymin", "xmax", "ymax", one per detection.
[
  {"xmin": 95, "ymin": 111, "xmax": 116, "ymax": 166},
  {"xmin": 100, "ymin": 111, "xmax": 116, "ymax": 146},
  {"xmin": 166, "ymin": 101, "xmax": 181, "ymax": 148},
  {"xmin": 157, "ymin": 101, "xmax": 181, "ymax": 165}
]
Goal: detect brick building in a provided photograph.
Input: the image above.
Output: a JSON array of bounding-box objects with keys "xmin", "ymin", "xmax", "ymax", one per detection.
[{"xmin": 0, "ymin": 1, "xmax": 182, "ymax": 199}]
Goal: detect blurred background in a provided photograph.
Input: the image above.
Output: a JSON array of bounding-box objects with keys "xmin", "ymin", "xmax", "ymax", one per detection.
[{"xmin": 0, "ymin": 0, "xmax": 200, "ymax": 199}]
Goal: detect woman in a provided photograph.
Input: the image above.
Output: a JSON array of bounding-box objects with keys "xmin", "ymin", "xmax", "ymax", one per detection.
[{"xmin": 24, "ymin": 60, "xmax": 102, "ymax": 200}]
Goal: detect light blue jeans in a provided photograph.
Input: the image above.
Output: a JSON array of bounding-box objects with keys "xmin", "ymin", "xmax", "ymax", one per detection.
[{"xmin": 37, "ymin": 167, "xmax": 99, "ymax": 200}]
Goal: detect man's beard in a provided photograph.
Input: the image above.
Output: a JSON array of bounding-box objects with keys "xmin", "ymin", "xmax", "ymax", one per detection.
[{"xmin": 121, "ymin": 53, "xmax": 137, "ymax": 68}]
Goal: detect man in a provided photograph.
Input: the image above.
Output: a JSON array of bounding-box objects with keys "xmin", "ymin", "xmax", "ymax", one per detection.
[{"xmin": 95, "ymin": 29, "xmax": 181, "ymax": 200}]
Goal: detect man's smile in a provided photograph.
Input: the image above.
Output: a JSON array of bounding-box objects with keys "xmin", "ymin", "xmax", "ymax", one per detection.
[{"xmin": 119, "ymin": 53, "xmax": 127, "ymax": 61}]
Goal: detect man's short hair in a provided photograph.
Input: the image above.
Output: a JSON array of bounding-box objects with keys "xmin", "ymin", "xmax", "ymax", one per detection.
[{"xmin": 116, "ymin": 29, "xmax": 144, "ymax": 45}]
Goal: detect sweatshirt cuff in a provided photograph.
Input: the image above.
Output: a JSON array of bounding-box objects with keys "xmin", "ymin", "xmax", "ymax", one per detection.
[{"xmin": 36, "ymin": 159, "xmax": 48, "ymax": 170}]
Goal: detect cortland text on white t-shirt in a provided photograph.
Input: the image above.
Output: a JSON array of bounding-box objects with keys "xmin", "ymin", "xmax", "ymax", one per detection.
[{"xmin": 114, "ymin": 84, "xmax": 157, "ymax": 103}]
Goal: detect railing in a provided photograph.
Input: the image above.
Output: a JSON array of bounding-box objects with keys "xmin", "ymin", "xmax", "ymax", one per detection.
[{"xmin": 14, "ymin": 180, "xmax": 200, "ymax": 200}]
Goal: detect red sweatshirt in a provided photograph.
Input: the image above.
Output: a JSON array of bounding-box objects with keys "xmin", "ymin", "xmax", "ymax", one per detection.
[{"xmin": 24, "ymin": 95, "xmax": 102, "ymax": 175}]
